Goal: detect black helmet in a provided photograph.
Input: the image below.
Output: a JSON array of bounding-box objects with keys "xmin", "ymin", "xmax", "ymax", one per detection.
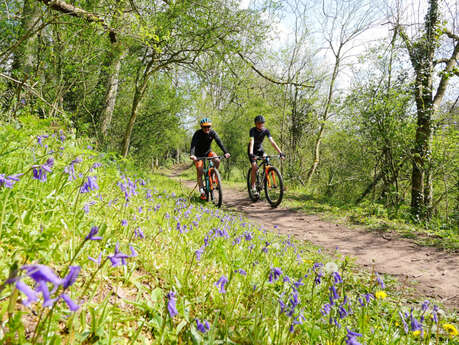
[{"xmin": 254, "ymin": 115, "xmax": 265, "ymax": 123}]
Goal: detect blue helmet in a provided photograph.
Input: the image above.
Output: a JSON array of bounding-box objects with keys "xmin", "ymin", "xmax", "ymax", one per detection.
[{"xmin": 200, "ymin": 118, "xmax": 212, "ymax": 126}]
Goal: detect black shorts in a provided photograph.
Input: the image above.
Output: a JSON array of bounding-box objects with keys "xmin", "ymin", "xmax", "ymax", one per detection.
[{"xmin": 248, "ymin": 149, "xmax": 264, "ymax": 163}]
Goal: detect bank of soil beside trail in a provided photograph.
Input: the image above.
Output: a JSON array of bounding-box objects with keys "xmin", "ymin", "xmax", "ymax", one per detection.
[{"xmin": 170, "ymin": 171, "xmax": 459, "ymax": 310}]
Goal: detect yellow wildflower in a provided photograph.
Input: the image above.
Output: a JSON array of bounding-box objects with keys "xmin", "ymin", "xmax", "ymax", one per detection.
[
  {"xmin": 443, "ymin": 324, "xmax": 458, "ymax": 337},
  {"xmin": 412, "ymin": 330, "xmax": 422, "ymax": 337},
  {"xmin": 375, "ymin": 291, "xmax": 387, "ymax": 299},
  {"xmin": 413, "ymin": 330, "xmax": 421, "ymax": 337}
]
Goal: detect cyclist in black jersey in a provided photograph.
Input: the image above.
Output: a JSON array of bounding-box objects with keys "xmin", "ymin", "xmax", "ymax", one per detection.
[
  {"xmin": 248, "ymin": 115, "xmax": 284, "ymax": 195},
  {"xmin": 190, "ymin": 118, "xmax": 231, "ymax": 199}
]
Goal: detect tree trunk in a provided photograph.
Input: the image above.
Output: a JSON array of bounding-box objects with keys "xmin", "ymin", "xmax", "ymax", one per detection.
[
  {"xmin": 305, "ymin": 51, "xmax": 340, "ymax": 185},
  {"xmin": 9, "ymin": 0, "xmax": 41, "ymax": 115},
  {"xmin": 121, "ymin": 56, "xmax": 156, "ymax": 157},
  {"xmin": 408, "ymin": 0, "xmax": 438, "ymax": 219},
  {"xmin": 100, "ymin": 48, "xmax": 126, "ymax": 139}
]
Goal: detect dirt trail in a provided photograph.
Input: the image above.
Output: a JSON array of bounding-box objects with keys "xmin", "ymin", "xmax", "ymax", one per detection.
[{"xmin": 171, "ymin": 172, "xmax": 458, "ymax": 309}]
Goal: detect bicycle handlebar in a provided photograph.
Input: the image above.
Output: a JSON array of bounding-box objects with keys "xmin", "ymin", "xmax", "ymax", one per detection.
[
  {"xmin": 253, "ymin": 154, "xmax": 285, "ymax": 160},
  {"xmin": 194, "ymin": 156, "xmax": 227, "ymax": 160}
]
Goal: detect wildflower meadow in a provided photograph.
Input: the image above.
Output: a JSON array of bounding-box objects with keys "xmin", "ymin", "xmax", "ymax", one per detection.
[{"xmin": 0, "ymin": 117, "xmax": 457, "ymax": 344}]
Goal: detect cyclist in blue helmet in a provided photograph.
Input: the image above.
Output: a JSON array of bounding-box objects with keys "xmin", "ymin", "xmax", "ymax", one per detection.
[{"xmin": 190, "ymin": 118, "xmax": 231, "ymax": 199}]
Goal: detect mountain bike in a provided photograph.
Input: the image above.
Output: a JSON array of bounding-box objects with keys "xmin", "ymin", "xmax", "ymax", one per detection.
[
  {"xmin": 246, "ymin": 155, "xmax": 284, "ymax": 208},
  {"xmin": 196, "ymin": 156, "xmax": 224, "ymax": 208}
]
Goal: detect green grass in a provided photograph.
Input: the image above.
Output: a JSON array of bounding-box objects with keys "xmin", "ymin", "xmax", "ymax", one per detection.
[{"xmin": 0, "ymin": 117, "xmax": 457, "ymax": 344}]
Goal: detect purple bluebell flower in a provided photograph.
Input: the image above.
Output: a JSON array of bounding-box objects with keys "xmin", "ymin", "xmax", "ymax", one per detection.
[
  {"xmin": 321, "ymin": 303, "xmax": 332, "ymax": 316},
  {"xmin": 167, "ymin": 291, "xmax": 178, "ymax": 317},
  {"xmin": 283, "ymin": 276, "xmax": 291, "ymax": 283},
  {"xmin": 20, "ymin": 264, "xmax": 64, "ymax": 308},
  {"xmin": 32, "ymin": 158, "xmax": 54, "ymax": 182},
  {"xmin": 268, "ymin": 267, "xmax": 282, "ymax": 283},
  {"xmin": 215, "ymin": 275, "xmax": 228, "ymax": 294},
  {"xmin": 195, "ymin": 246, "xmax": 205, "ymax": 261},
  {"xmin": 59, "ymin": 293, "xmax": 79, "ymax": 311},
  {"xmin": 37, "ymin": 135, "xmax": 49, "ymax": 146},
  {"xmin": 80, "ymin": 176, "xmax": 98, "ymax": 193},
  {"xmin": 0, "ymin": 173, "xmax": 23, "ymax": 188},
  {"xmin": 244, "ymin": 231, "xmax": 253, "ymax": 241},
  {"xmin": 59, "ymin": 130, "xmax": 65, "ymax": 142},
  {"xmin": 262, "ymin": 241, "xmax": 271, "ymax": 253},
  {"xmin": 196, "ymin": 319, "xmax": 210, "ymax": 333},
  {"xmin": 234, "ymin": 269, "xmax": 247, "ymax": 276},
  {"xmin": 85, "ymin": 226, "xmax": 102, "ymax": 241},
  {"xmin": 232, "ymin": 236, "xmax": 242, "ymax": 246},
  {"xmin": 376, "ymin": 272, "xmax": 385, "ymax": 289},
  {"xmin": 134, "ymin": 227, "xmax": 144, "ymax": 239},
  {"xmin": 83, "ymin": 201, "xmax": 96, "ymax": 214},
  {"xmin": 345, "ymin": 328, "xmax": 363, "ymax": 345},
  {"xmin": 21, "ymin": 264, "xmax": 62, "ymax": 286},
  {"xmin": 399, "ymin": 311, "xmax": 409, "ymax": 334},
  {"xmin": 286, "ymin": 291, "xmax": 300, "ymax": 317},
  {"xmin": 338, "ymin": 305, "xmax": 349, "ymax": 319},
  {"xmin": 364, "ymin": 293, "xmax": 374, "ymax": 303},
  {"xmin": 129, "ymin": 246, "xmax": 137, "ymax": 257},
  {"xmin": 62, "ymin": 266, "xmax": 80, "ymax": 289},
  {"xmin": 15, "ymin": 280, "xmax": 39, "ymax": 306},
  {"xmin": 410, "ymin": 309, "xmax": 423, "ymax": 336},
  {"xmin": 289, "ymin": 313, "xmax": 305, "ymax": 333},
  {"xmin": 279, "ymin": 298, "xmax": 286, "ymax": 312},
  {"xmin": 88, "ymin": 253, "xmax": 102, "ymax": 265},
  {"xmin": 330, "ymin": 285, "xmax": 339, "ymax": 301},
  {"xmin": 293, "ymin": 278, "xmax": 304, "ymax": 290},
  {"xmin": 421, "ymin": 300, "xmax": 429, "ymax": 312},
  {"xmin": 91, "ymin": 162, "xmax": 102, "ymax": 171},
  {"xmin": 64, "ymin": 157, "xmax": 82, "ymax": 181},
  {"xmin": 332, "ymin": 271, "xmax": 343, "ymax": 285},
  {"xmin": 121, "ymin": 219, "xmax": 128, "ymax": 226},
  {"xmin": 432, "ymin": 305, "xmax": 439, "ymax": 324},
  {"xmin": 108, "ymin": 242, "xmax": 131, "ymax": 267}
]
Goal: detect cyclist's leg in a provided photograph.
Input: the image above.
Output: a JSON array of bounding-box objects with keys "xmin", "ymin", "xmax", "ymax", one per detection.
[
  {"xmin": 208, "ymin": 151, "xmax": 220, "ymax": 169},
  {"xmin": 195, "ymin": 159, "xmax": 204, "ymax": 189},
  {"xmin": 250, "ymin": 150, "xmax": 263, "ymax": 189}
]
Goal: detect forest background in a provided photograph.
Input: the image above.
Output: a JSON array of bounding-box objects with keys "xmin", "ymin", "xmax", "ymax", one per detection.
[{"xmin": 1, "ymin": 0, "xmax": 458, "ymax": 234}]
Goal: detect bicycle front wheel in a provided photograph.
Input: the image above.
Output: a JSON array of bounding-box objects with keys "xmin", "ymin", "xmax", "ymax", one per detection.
[
  {"xmin": 209, "ymin": 168, "xmax": 223, "ymax": 208},
  {"xmin": 247, "ymin": 168, "xmax": 260, "ymax": 202},
  {"xmin": 264, "ymin": 166, "xmax": 283, "ymax": 208}
]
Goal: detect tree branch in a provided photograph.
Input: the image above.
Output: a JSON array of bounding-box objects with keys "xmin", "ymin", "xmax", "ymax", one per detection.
[
  {"xmin": 433, "ymin": 41, "xmax": 459, "ymax": 108},
  {"xmin": 237, "ymin": 52, "xmax": 314, "ymax": 88},
  {"xmin": 0, "ymin": 72, "xmax": 67, "ymax": 116},
  {"xmin": 39, "ymin": 0, "xmax": 117, "ymax": 42},
  {"xmin": 444, "ymin": 29, "xmax": 459, "ymax": 41}
]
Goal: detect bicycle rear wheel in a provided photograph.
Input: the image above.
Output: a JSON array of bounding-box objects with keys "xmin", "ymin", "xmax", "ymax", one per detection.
[
  {"xmin": 209, "ymin": 168, "xmax": 223, "ymax": 208},
  {"xmin": 264, "ymin": 166, "xmax": 283, "ymax": 208},
  {"xmin": 247, "ymin": 168, "xmax": 260, "ymax": 202}
]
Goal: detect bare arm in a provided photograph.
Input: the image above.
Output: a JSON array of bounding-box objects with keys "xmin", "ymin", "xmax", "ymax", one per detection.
[{"xmin": 269, "ymin": 137, "xmax": 282, "ymax": 154}]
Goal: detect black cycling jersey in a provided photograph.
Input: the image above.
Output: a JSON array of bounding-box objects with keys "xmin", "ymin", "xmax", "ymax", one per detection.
[
  {"xmin": 190, "ymin": 129, "xmax": 227, "ymax": 157},
  {"xmin": 249, "ymin": 127, "xmax": 271, "ymax": 153}
]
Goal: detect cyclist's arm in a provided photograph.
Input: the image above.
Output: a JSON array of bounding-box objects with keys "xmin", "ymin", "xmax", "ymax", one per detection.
[
  {"xmin": 249, "ymin": 137, "xmax": 254, "ymax": 155},
  {"xmin": 268, "ymin": 137, "xmax": 282, "ymax": 154}
]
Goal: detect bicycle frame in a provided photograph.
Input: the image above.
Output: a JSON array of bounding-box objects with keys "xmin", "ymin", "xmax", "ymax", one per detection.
[
  {"xmin": 253, "ymin": 155, "xmax": 280, "ymax": 189},
  {"xmin": 196, "ymin": 156, "xmax": 222, "ymax": 192}
]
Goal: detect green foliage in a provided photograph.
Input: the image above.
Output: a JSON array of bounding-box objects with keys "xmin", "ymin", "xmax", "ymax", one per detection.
[{"xmin": 1, "ymin": 118, "xmax": 457, "ymax": 344}]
